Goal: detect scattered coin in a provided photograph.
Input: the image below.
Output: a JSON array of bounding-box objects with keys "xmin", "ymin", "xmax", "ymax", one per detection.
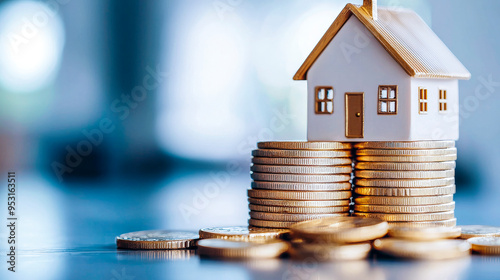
[
  {"xmin": 373, "ymin": 238, "xmax": 470, "ymax": 260},
  {"xmin": 290, "ymin": 241, "xmax": 372, "ymax": 261},
  {"xmin": 250, "ymin": 211, "xmax": 348, "ymax": 222},
  {"xmin": 257, "ymin": 141, "xmax": 352, "ymax": 150},
  {"xmin": 467, "ymin": 237, "xmax": 500, "ymax": 255},
  {"xmin": 251, "ymin": 164, "xmax": 352, "ymax": 174},
  {"xmin": 354, "ymin": 169, "xmax": 455, "ymax": 179},
  {"xmin": 251, "ymin": 173, "xmax": 351, "ymax": 183},
  {"xmin": 460, "ymin": 225, "xmax": 500, "ymax": 239},
  {"xmin": 355, "ymin": 161, "xmax": 456, "ymax": 171},
  {"xmin": 388, "ymin": 218, "xmax": 457, "ymax": 228},
  {"xmin": 249, "ymin": 204, "xmax": 350, "ymax": 214},
  {"xmin": 248, "ymin": 198, "xmax": 351, "ymax": 207},
  {"xmin": 251, "ymin": 181, "xmax": 352, "ymax": 191},
  {"xmin": 356, "ymin": 148, "xmax": 457, "ymax": 156},
  {"xmin": 356, "ymin": 154, "xmax": 457, "ymax": 162},
  {"xmin": 354, "ymin": 211, "xmax": 455, "ymax": 222},
  {"xmin": 354, "ymin": 202, "xmax": 455, "ymax": 214},
  {"xmin": 388, "ymin": 227, "xmax": 462, "ymax": 241},
  {"xmin": 252, "ymin": 157, "xmax": 352, "ymax": 166},
  {"xmin": 249, "ymin": 219, "xmax": 297, "ymax": 229},
  {"xmin": 354, "ymin": 141, "xmax": 455, "ymax": 150},
  {"xmin": 355, "ymin": 177, "xmax": 455, "ymax": 188},
  {"xmin": 116, "ymin": 230, "xmax": 199, "ymax": 250},
  {"xmin": 354, "ymin": 195, "xmax": 454, "ymax": 205},
  {"xmin": 198, "ymin": 226, "xmax": 289, "ymax": 242},
  {"xmin": 354, "ymin": 185, "xmax": 456, "ymax": 197},
  {"xmin": 197, "ymin": 239, "xmax": 289, "ymax": 259},
  {"xmin": 252, "ymin": 149, "xmax": 351, "ymax": 158},
  {"xmin": 248, "ymin": 189, "xmax": 352, "ymax": 200}
]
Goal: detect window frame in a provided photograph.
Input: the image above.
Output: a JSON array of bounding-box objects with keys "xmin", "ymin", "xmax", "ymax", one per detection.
[
  {"xmin": 315, "ymin": 86, "xmax": 334, "ymax": 115},
  {"xmin": 419, "ymin": 87, "xmax": 428, "ymax": 114},
  {"xmin": 378, "ymin": 85, "xmax": 398, "ymax": 115},
  {"xmin": 439, "ymin": 89, "xmax": 448, "ymax": 113}
]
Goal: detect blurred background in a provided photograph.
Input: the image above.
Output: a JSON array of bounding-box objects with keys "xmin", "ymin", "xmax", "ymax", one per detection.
[{"xmin": 0, "ymin": 0, "xmax": 499, "ymax": 278}]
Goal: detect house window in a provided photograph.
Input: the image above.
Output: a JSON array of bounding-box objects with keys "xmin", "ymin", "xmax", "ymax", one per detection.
[
  {"xmin": 378, "ymin": 85, "xmax": 397, "ymax": 114},
  {"xmin": 419, "ymin": 88, "xmax": 428, "ymax": 114},
  {"xmin": 439, "ymin": 89, "xmax": 448, "ymax": 112},
  {"xmin": 315, "ymin": 87, "xmax": 334, "ymax": 114}
]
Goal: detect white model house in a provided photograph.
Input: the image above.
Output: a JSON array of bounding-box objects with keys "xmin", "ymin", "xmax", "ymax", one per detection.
[{"xmin": 294, "ymin": 0, "xmax": 470, "ymax": 141}]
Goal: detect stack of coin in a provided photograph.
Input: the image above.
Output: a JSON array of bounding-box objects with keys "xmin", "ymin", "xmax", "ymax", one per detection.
[
  {"xmin": 248, "ymin": 141, "xmax": 353, "ymax": 228},
  {"xmin": 353, "ymin": 141, "xmax": 457, "ymax": 228}
]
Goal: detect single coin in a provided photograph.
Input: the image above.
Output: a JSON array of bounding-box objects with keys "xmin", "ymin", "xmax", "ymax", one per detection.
[
  {"xmin": 354, "ymin": 202, "xmax": 455, "ymax": 214},
  {"xmin": 460, "ymin": 225, "xmax": 500, "ymax": 239},
  {"xmin": 250, "ymin": 211, "xmax": 348, "ymax": 222},
  {"xmin": 249, "ymin": 204, "xmax": 350, "ymax": 214},
  {"xmin": 198, "ymin": 226, "xmax": 289, "ymax": 242},
  {"xmin": 248, "ymin": 198, "xmax": 350, "ymax": 207},
  {"xmin": 116, "ymin": 230, "xmax": 199, "ymax": 250},
  {"xmin": 197, "ymin": 239, "xmax": 289, "ymax": 259},
  {"xmin": 248, "ymin": 189, "xmax": 352, "ymax": 200},
  {"xmin": 257, "ymin": 141, "xmax": 352, "ymax": 150},
  {"xmin": 355, "ymin": 177, "xmax": 455, "ymax": 188},
  {"xmin": 356, "ymin": 148, "xmax": 457, "ymax": 157},
  {"xmin": 467, "ymin": 237, "xmax": 500, "ymax": 255},
  {"xmin": 354, "ymin": 185, "xmax": 456, "ymax": 197},
  {"xmin": 388, "ymin": 227, "xmax": 462, "ymax": 241},
  {"xmin": 251, "ymin": 164, "xmax": 352, "ymax": 174},
  {"xmin": 290, "ymin": 217, "xmax": 389, "ymax": 243},
  {"xmin": 354, "ymin": 211, "xmax": 455, "ymax": 222},
  {"xmin": 252, "ymin": 149, "xmax": 351, "ymax": 158},
  {"xmin": 249, "ymin": 219, "xmax": 297, "ymax": 228},
  {"xmin": 251, "ymin": 173, "xmax": 350, "ymax": 183},
  {"xmin": 290, "ymin": 242, "xmax": 372, "ymax": 261},
  {"xmin": 356, "ymin": 154, "xmax": 457, "ymax": 162},
  {"xmin": 354, "ymin": 195, "xmax": 454, "ymax": 205},
  {"xmin": 354, "ymin": 170, "xmax": 455, "ymax": 179},
  {"xmin": 355, "ymin": 161, "xmax": 456, "ymax": 171},
  {"xmin": 251, "ymin": 181, "xmax": 352, "ymax": 191},
  {"xmin": 252, "ymin": 157, "xmax": 352, "ymax": 166},
  {"xmin": 388, "ymin": 218, "xmax": 457, "ymax": 228},
  {"xmin": 373, "ymin": 238, "xmax": 470, "ymax": 260},
  {"xmin": 355, "ymin": 141, "xmax": 455, "ymax": 150}
]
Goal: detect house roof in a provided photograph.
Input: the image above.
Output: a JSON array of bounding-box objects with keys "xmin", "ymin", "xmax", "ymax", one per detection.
[{"xmin": 294, "ymin": 4, "xmax": 471, "ymax": 80}]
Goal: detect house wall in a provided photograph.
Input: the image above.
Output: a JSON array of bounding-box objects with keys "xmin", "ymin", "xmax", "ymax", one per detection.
[
  {"xmin": 410, "ymin": 78, "xmax": 459, "ymax": 140},
  {"xmin": 307, "ymin": 16, "xmax": 412, "ymax": 142}
]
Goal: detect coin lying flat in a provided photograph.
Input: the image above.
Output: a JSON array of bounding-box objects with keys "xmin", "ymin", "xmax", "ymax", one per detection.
[
  {"xmin": 354, "ymin": 161, "xmax": 456, "ymax": 171},
  {"xmin": 249, "ymin": 219, "xmax": 297, "ymax": 228},
  {"xmin": 290, "ymin": 217, "xmax": 388, "ymax": 243},
  {"xmin": 251, "ymin": 173, "xmax": 351, "ymax": 183},
  {"xmin": 354, "ymin": 195, "xmax": 454, "ymax": 206},
  {"xmin": 252, "ymin": 157, "xmax": 352, "ymax": 166},
  {"xmin": 460, "ymin": 225, "xmax": 500, "ymax": 239},
  {"xmin": 354, "ymin": 185, "xmax": 456, "ymax": 197},
  {"xmin": 251, "ymin": 164, "xmax": 352, "ymax": 174},
  {"xmin": 356, "ymin": 155, "xmax": 457, "ymax": 162},
  {"xmin": 388, "ymin": 227, "xmax": 462, "ymax": 241},
  {"xmin": 197, "ymin": 239, "xmax": 289, "ymax": 259},
  {"xmin": 467, "ymin": 237, "xmax": 500, "ymax": 255},
  {"xmin": 250, "ymin": 211, "xmax": 348, "ymax": 222},
  {"xmin": 354, "ymin": 211, "xmax": 455, "ymax": 222},
  {"xmin": 354, "ymin": 202, "xmax": 455, "ymax": 214},
  {"xmin": 257, "ymin": 141, "xmax": 352, "ymax": 150},
  {"xmin": 248, "ymin": 198, "xmax": 351, "ymax": 207},
  {"xmin": 198, "ymin": 226, "xmax": 289, "ymax": 242},
  {"xmin": 248, "ymin": 189, "xmax": 352, "ymax": 200},
  {"xmin": 249, "ymin": 204, "xmax": 350, "ymax": 214},
  {"xmin": 356, "ymin": 148, "xmax": 457, "ymax": 156},
  {"xmin": 354, "ymin": 141, "xmax": 455, "ymax": 150},
  {"xmin": 373, "ymin": 238, "xmax": 470, "ymax": 260},
  {"xmin": 354, "ymin": 170, "xmax": 455, "ymax": 179},
  {"xmin": 252, "ymin": 149, "xmax": 351, "ymax": 158},
  {"xmin": 355, "ymin": 178, "xmax": 455, "ymax": 188},
  {"xmin": 251, "ymin": 181, "xmax": 352, "ymax": 191},
  {"xmin": 116, "ymin": 230, "xmax": 199, "ymax": 250},
  {"xmin": 388, "ymin": 218, "xmax": 457, "ymax": 228},
  {"xmin": 290, "ymin": 241, "xmax": 372, "ymax": 261}
]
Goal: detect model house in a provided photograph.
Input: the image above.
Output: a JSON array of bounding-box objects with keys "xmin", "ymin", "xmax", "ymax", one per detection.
[{"xmin": 294, "ymin": 0, "xmax": 470, "ymax": 141}]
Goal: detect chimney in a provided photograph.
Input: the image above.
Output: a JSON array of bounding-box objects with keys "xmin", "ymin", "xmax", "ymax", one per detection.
[{"xmin": 363, "ymin": 0, "xmax": 378, "ymax": 20}]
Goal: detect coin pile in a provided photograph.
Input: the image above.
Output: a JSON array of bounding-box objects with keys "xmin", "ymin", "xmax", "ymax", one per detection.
[
  {"xmin": 248, "ymin": 141, "xmax": 353, "ymax": 228},
  {"xmin": 352, "ymin": 141, "xmax": 458, "ymax": 228}
]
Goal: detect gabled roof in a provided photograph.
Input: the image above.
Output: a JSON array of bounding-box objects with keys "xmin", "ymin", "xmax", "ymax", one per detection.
[{"xmin": 294, "ymin": 4, "xmax": 471, "ymax": 80}]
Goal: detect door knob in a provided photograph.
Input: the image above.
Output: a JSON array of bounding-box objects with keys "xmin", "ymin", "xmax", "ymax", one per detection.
[{"xmin": 356, "ymin": 113, "xmax": 361, "ymax": 117}]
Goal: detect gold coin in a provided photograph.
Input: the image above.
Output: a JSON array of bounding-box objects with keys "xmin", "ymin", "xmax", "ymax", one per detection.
[
  {"xmin": 197, "ymin": 239, "xmax": 289, "ymax": 259},
  {"xmin": 354, "ymin": 211, "xmax": 455, "ymax": 222},
  {"xmin": 354, "ymin": 185, "xmax": 456, "ymax": 197},
  {"xmin": 467, "ymin": 237, "xmax": 500, "ymax": 255},
  {"xmin": 373, "ymin": 238, "xmax": 470, "ymax": 260},
  {"xmin": 354, "ymin": 170, "xmax": 455, "ymax": 179},
  {"xmin": 252, "ymin": 157, "xmax": 352, "ymax": 166},
  {"xmin": 251, "ymin": 181, "xmax": 352, "ymax": 191},
  {"xmin": 388, "ymin": 218, "xmax": 457, "ymax": 228},
  {"xmin": 290, "ymin": 217, "xmax": 389, "ymax": 243},
  {"xmin": 290, "ymin": 242, "xmax": 372, "ymax": 261},
  {"xmin": 257, "ymin": 141, "xmax": 352, "ymax": 150},
  {"xmin": 249, "ymin": 204, "xmax": 350, "ymax": 214},
  {"xmin": 251, "ymin": 164, "xmax": 352, "ymax": 174},
  {"xmin": 251, "ymin": 173, "xmax": 351, "ymax": 183},
  {"xmin": 388, "ymin": 226, "xmax": 462, "ymax": 241},
  {"xmin": 198, "ymin": 226, "xmax": 289, "ymax": 242},
  {"xmin": 354, "ymin": 202, "xmax": 455, "ymax": 214},
  {"xmin": 249, "ymin": 219, "xmax": 297, "ymax": 228},
  {"xmin": 356, "ymin": 154, "xmax": 457, "ymax": 162},
  {"xmin": 356, "ymin": 148, "xmax": 457, "ymax": 156},
  {"xmin": 355, "ymin": 161, "xmax": 456, "ymax": 171},
  {"xmin": 354, "ymin": 195, "xmax": 454, "ymax": 205},
  {"xmin": 252, "ymin": 149, "xmax": 351, "ymax": 158},
  {"xmin": 116, "ymin": 230, "xmax": 199, "ymax": 250},
  {"xmin": 248, "ymin": 198, "xmax": 350, "ymax": 207},
  {"xmin": 460, "ymin": 225, "xmax": 500, "ymax": 239},
  {"xmin": 355, "ymin": 141, "xmax": 455, "ymax": 150},
  {"xmin": 250, "ymin": 211, "xmax": 348, "ymax": 222},
  {"xmin": 248, "ymin": 189, "xmax": 352, "ymax": 200},
  {"xmin": 355, "ymin": 177, "xmax": 455, "ymax": 188}
]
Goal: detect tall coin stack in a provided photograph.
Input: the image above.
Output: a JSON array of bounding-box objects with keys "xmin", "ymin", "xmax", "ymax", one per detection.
[
  {"xmin": 352, "ymin": 141, "xmax": 458, "ymax": 228},
  {"xmin": 248, "ymin": 142, "xmax": 353, "ymax": 229}
]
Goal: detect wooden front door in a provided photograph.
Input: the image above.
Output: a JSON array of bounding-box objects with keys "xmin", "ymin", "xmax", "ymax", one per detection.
[{"xmin": 345, "ymin": 92, "xmax": 364, "ymax": 138}]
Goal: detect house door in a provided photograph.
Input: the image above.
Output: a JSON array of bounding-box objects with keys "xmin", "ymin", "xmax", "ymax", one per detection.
[{"xmin": 345, "ymin": 92, "xmax": 364, "ymax": 138}]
